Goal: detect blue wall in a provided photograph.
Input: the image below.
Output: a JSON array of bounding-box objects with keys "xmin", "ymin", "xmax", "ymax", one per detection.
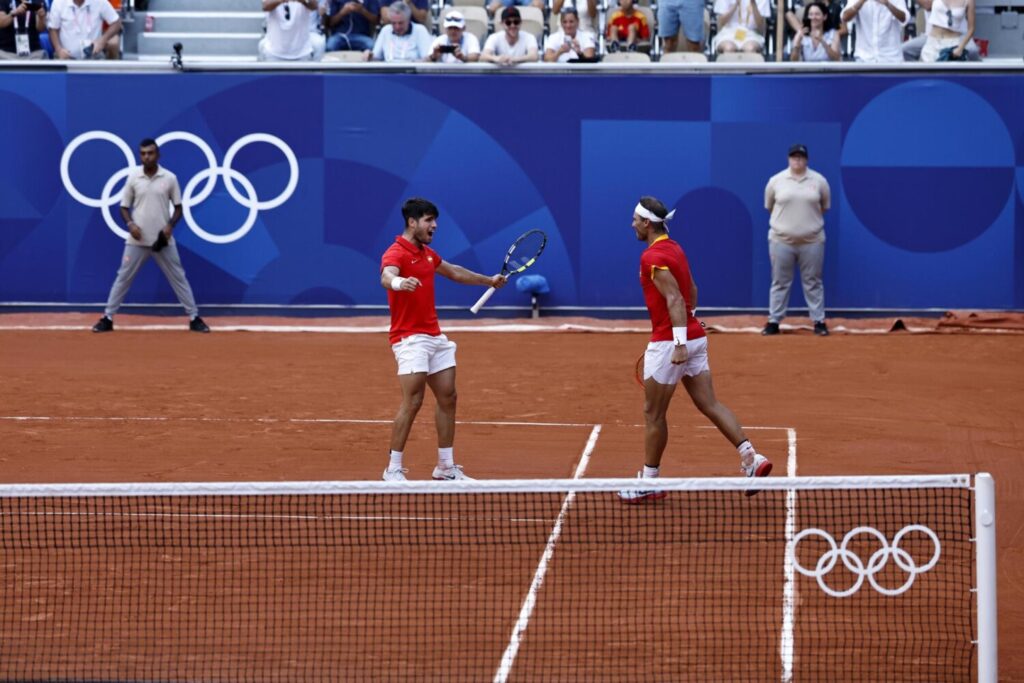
[{"xmin": 1, "ymin": 72, "xmax": 1022, "ymax": 310}]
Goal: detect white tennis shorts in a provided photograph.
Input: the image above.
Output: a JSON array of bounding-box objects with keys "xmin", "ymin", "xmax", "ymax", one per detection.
[
  {"xmin": 392, "ymin": 334, "xmax": 457, "ymax": 375},
  {"xmin": 644, "ymin": 337, "xmax": 710, "ymax": 385}
]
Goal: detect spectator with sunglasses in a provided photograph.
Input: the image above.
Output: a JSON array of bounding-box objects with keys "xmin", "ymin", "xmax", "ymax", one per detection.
[
  {"xmin": 481, "ymin": 6, "xmax": 538, "ymax": 65},
  {"xmin": 1, "ymin": 0, "xmax": 48, "ymax": 59},
  {"xmin": 259, "ymin": 0, "xmax": 325, "ymax": 61},
  {"xmin": 486, "ymin": 0, "xmax": 542, "ymax": 21}
]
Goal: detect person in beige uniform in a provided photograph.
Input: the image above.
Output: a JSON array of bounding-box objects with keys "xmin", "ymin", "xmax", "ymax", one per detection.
[
  {"xmin": 762, "ymin": 143, "xmax": 831, "ymax": 336},
  {"xmin": 92, "ymin": 138, "xmax": 209, "ymax": 333}
]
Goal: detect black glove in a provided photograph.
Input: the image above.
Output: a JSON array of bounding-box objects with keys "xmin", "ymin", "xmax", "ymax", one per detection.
[{"xmin": 152, "ymin": 231, "xmax": 169, "ymax": 252}]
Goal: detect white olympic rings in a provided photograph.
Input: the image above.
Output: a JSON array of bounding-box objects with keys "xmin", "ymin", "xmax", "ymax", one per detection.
[
  {"xmin": 60, "ymin": 130, "xmax": 298, "ymax": 244},
  {"xmin": 790, "ymin": 525, "xmax": 941, "ymax": 598}
]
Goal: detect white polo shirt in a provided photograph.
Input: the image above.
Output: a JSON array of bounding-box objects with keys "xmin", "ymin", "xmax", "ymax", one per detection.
[
  {"xmin": 265, "ymin": 1, "xmax": 315, "ymax": 59},
  {"xmin": 48, "ymin": 0, "xmax": 119, "ymax": 59},
  {"xmin": 120, "ymin": 165, "xmax": 182, "ymax": 247},
  {"xmin": 430, "ymin": 31, "xmax": 481, "ymax": 62}
]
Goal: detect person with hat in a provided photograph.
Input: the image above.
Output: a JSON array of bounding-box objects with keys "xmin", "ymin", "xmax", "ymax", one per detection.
[
  {"xmin": 762, "ymin": 144, "xmax": 832, "ymax": 336},
  {"xmin": 428, "ymin": 9, "xmax": 480, "ymax": 62},
  {"xmin": 480, "ymin": 6, "xmax": 538, "ymax": 65}
]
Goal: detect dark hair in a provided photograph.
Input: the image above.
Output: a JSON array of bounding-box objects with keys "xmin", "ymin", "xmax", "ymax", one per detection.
[
  {"xmin": 638, "ymin": 195, "xmax": 669, "ymax": 224},
  {"xmin": 560, "ymin": 6, "xmax": 579, "ymax": 18},
  {"xmin": 139, "ymin": 138, "xmax": 159, "ymax": 150},
  {"xmin": 803, "ymin": 2, "xmax": 834, "ymax": 31},
  {"xmin": 502, "ymin": 6, "xmax": 520, "ymax": 21},
  {"xmin": 401, "ymin": 197, "xmax": 439, "ymax": 224}
]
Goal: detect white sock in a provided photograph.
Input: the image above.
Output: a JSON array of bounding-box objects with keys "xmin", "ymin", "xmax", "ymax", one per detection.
[
  {"xmin": 438, "ymin": 447, "xmax": 454, "ymax": 469},
  {"xmin": 737, "ymin": 440, "xmax": 756, "ymax": 465},
  {"xmin": 642, "ymin": 465, "xmax": 659, "ymax": 479},
  {"xmin": 388, "ymin": 450, "xmax": 403, "ymax": 470}
]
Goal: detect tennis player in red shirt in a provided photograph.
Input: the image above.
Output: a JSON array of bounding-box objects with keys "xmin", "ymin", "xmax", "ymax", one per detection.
[
  {"xmin": 379, "ymin": 198, "xmax": 507, "ymax": 481},
  {"xmin": 619, "ymin": 196, "xmax": 773, "ymax": 502}
]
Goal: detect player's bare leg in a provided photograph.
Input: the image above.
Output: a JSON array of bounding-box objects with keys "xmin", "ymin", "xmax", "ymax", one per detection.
[
  {"xmin": 426, "ymin": 367, "xmax": 457, "ymax": 449},
  {"xmin": 390, "ymin": 372, "xmax": 428, "ymax": 452},
  {"xmin": 643, "ymin": 377, "xmax": 677, "ymax": 468},
  {"xmin": 681, "ymin": 371, "xmax": 750, "ymax": 464}
]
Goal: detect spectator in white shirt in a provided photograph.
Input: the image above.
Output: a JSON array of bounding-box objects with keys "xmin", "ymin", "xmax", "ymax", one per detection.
[
  {"xmin": 543, "ymin": 7, "xmax": 596, "ymax": 61},
  {"xmin": 841, "ymin": 0, "xmax": 907, "ymax": 62},
  {"xmin": 428, "ymin": 10, "xmax": 480, "ymax": 63},
  {"xmin": 480, "ymin": 6, "xmax": 538, "ymax": 65},
  {"xmin": 902, "ymin": 0, "xmax": 980, "ymax": 60},
  {"xmin": 713, "ymin": 0, "xmax": 770, "ymax": 54},
  {"xmin": 551, "ymin": 0, "xmax": 597, "ymax": 36},
  {"xmin": 920, "ymin": 0, "xmax": 974, "ymax": 61},
  {"xmin": 48, "ymin": 0, "xmax": 120, "ymax": 60},
  {"xmin": 789, "ymin": 1, "xmax": 841, "ymax": 61},
  {"xmin": 259, "ymin": 0, "xmax": 325, "ymax": 61},
  {"xmin": 370, "ymin": 1, "xmax": 432, "ymax": 61}
]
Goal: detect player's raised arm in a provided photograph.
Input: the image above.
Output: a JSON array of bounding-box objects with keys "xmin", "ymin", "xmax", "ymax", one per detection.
[
  {"xmin": 381, "ymin": 265, "xmax": 420, "ymax": 292},
  {"xmin": 436, "ymin": 261, "xmax": 507, "ymax": 288}
]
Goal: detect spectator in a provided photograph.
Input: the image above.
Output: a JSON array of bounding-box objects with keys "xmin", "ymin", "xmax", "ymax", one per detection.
[
  {"xmin": 325, "ymin": 0, "xmax": 379, "ymax": 52},
  {"xmin": 259, "ymin": 0, "xmax": 325, "ymax": 61},
  {"xmin": 48, "ymin": 0, "xmax": 120, "ymax": 60},
  {"xmin": 543, "ymin": 8, "xmax": 596, "ymax": 61},
  {"xmin": 380, "ymin": 0, "xmax": 428, "ymax": 26},
  {"xmin": 920, "ymin": 0, "xmax": 974, "ymax": 61},
  {"xmin": 841, "ymin": 0, "xmax": 907, "ymax": 62},
  {"xmin": 657, "ymin": 0, "xmax": 704, "ymax": 54},
  {"xmin": 487, "ymin": 0, "xmax": 542, "ymax": 21},
  {"xmin": 0, "ymin": 0, "xmax": 48, "ymax": 59},
  {"xmin": 606, "ymin": 0, "xmax": 650, "ymax": 53},
  {"xmin": 480, "ymin": 7, "xmax": 538, "ymax": 65},
  {"xmin": 762, "ymin": 144, "xmax": 832, "ymax": 337},
  {"xmin": 713, "ymin": 0, "xmax": 770, "ymax": 54},
  {"xmin": 789, "ymin": 1, "xmax": 841, "ymax": 60},
  {"xmin": 786, "ymin": 0, "xmax": 846, "ymax": 42},
  {"xmin": 903, "ymin": 0, "xmax": 980, "ymax": 60},
  {"xmin": 551, "ymin": 0, "xmax": 597, "ymax": 36},
  {"xmin": 370, "ymin": 1, "xmax": 431, "ymax": 61},
  {"xmin": 428, "ymin": 10, "xmax": 480, "ymax": 63}
]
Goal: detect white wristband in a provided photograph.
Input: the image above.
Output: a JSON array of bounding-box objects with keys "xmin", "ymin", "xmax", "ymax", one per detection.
[
  {"xmin": 672, "ymin": 326, "xmax": 687, "ymax": 346},
  {"xmin": 390, "ymin": 277, "xmax": 406, "ymax": 291}
]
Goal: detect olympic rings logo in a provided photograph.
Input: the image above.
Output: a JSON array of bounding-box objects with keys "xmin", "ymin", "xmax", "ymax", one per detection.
[
  {"xmin": 790, "ymin": 525, "xmax": 941, "ymax": 598},
  {"xmin": 60, "ymin": 131, "xmax": 298, "ymax": 244}
]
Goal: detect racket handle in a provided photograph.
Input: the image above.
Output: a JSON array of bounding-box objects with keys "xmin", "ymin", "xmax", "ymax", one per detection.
[{"xmin": 470, "ymin": 286, "xmax": 497, "ymax": 314}]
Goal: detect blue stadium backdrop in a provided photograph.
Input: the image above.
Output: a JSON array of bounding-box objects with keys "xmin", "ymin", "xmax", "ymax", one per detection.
[{"xmin": 1, "ymin": 72, "xmax": 1022, "ymax": 311}]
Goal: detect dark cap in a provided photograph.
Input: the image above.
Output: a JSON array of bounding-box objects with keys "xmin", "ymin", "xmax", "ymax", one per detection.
[
  {"xmin": 502, "ymin": 6, "xmax": 521, "ymax": 21},
  {"xmin": 788, "ymin": 143, "xmax": 809, "ymax": 157}
]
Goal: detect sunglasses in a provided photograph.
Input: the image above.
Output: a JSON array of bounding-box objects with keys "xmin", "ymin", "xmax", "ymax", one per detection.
[{"xmin": 504, "ymin": 18, "xmax": 521, "ymax": 25}]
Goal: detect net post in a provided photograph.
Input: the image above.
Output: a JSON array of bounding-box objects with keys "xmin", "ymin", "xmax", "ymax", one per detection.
[{"xmin": 975, "ymin": 472, "xmax": 998, "ymax": 683}]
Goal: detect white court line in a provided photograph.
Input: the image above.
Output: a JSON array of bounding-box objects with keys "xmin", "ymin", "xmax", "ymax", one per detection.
[
  {"xmin": 493, "ymin": 424, "xmax": 601, "ymax": 683},
  {"xmin": 0, "ymin": 416, "xmax": 595, "ymax": 428},
  {"xmin": 780, "ymin": 427, "xmax": 798, "ymax": 683}
]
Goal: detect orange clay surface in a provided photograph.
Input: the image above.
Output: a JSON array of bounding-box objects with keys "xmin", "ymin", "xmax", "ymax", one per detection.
[{"xmin": 1, "ymin": 313, "xmax": 1023, "ymax": 679}]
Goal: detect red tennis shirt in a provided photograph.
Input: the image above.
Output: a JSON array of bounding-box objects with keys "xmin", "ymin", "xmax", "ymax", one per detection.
[
  {"xmin": 639, "ymin": 235, "xmax": 706, "ymax": 343},
  {"xmin": 381, "ymin": 236, "xmax": 444, "ymax": 344}
]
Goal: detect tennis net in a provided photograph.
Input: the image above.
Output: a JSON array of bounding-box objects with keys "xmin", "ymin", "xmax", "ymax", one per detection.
[{"xmin": 0, "ymin": 475, "xmax": 996, "ymax": 682}]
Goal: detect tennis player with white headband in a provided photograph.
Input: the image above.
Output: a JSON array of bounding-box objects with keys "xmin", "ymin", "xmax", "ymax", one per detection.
[{"xmin": 619, "ymin": 195, "xmax": 773, "ymax": 503}]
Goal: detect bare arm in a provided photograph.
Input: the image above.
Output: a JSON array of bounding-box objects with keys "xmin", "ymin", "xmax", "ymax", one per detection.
[
  {"xmin": 0, "ymin": 6, "xmax": 14, "ymax": 29},
  {"xmin": 651, "ymin": 268, "xmax": 690, "ymax": 363},
  {"xmin": 751, "ymin": 0, "xmax": 766, "ymax": 32},
  {"xmin": 406, "ymin": 0, "xmax": 428, "ymax": 24},
  {"xmin": 380, "ymin": 265, "xmax": 421, "ymax": 292},
  {"xmin": 841, "ymin": 0, "xmax": 866, "ymax": 24},
  {"xmin": 957, "ymin": 0, "xmax": 975, "ymax": 53},
  {"xmin": 436, "ymin": 261, "xmax": 507, "ymax": 287},
  {"xmin": 98, "ymin": 19, "xmax": 121, "ymax": 48}
]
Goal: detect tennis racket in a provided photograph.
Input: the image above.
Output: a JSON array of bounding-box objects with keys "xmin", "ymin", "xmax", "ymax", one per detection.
[{"xmin": 470, "ymin": 229, "xmax": 547, "ymax": 314}]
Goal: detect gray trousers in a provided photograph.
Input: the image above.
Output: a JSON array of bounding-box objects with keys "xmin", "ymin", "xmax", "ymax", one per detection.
[
  {"xmin": 104, "ymin": 243, "xmax": 199, "ymax": 318},
  {"xmin": 769, "ymin": 239, "xmax": 825, "ymax": 323},
  {"xmin": 902, "ymin": 34, "xmax": 981, "ymax": 61}
]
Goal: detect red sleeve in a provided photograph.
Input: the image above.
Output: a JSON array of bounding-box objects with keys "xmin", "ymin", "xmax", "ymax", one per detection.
[
  {"xmin": 381, "ymin": 245, "xmax": 402, "ymax": 272},
  {"xmin": 641, "ymin": 249, "xmax": 671, "ymax": 280},
  {"xmin": 638, "ymin": 14, "xmax": 650, "ymax": 40}
]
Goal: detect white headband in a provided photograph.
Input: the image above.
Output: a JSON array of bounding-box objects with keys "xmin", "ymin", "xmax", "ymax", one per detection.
[{"xmin": 634, "ymin": 203, "xmax": 675, "ymax": 223}]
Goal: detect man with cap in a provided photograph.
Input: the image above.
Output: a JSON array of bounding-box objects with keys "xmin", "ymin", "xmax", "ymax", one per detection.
[
  {"xmin": 480, "ymin": 6, "xmax": 538, "ymax": 64},
  {"xmin": 763, "ymin": 143, "xmax": 832, "ymax": 336},
  {"xmin": 428, "ymin": 9, "xmax": 480, "ymax": 62}
]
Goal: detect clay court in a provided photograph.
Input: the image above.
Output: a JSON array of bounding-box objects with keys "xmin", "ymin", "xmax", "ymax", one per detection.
[{"xmin": 1, "ymin": 313, "xmax": 1022, "ymax": 681}]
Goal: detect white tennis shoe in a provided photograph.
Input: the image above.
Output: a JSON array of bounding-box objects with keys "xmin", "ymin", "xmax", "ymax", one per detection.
[
  {"xmin": 741, "ymin": 454, "xmax": 772, "ymax": 497},
  {"xmin": 617, "ymin": 472, "xmax": 667, "ymax": 504},
  {"xmin": 431, "ymin": 464, "xmax": 474, "ymax": 481},
  {"xmin": 382, "ymin": 467, "xmax": 409, "ymax": 482}
]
